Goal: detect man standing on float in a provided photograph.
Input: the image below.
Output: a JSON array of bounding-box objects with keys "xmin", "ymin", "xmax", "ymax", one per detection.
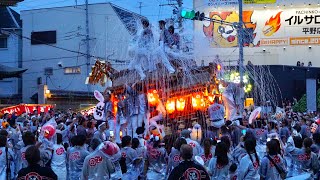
[
  {"xmin": 103, "ymin": 93, "xmax": 115, "ymax": 139},
  {"xmin": 124, "ymin": 83, "xmax": 141, "ymax": 138},
  {"xmin": 208, "ymin": 96, "xmax": 225, "ymax": 137}
]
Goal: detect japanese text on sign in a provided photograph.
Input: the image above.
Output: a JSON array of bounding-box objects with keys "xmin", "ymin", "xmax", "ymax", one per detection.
[
  {"xmin": 244, "ymin": 0, "xmax": 276, "ymax": 4},
  {"xmin": 285, "ymin": 15, "xmax": 320, "ymax": 25},
  {"xmin": 302, "ymin": 27, "xmax": 320, "ymax": 35},
  {"xmin": 93, "ymin": 102, "xmax": 105, "ymax": 120},
  {"xmin": 95, "ymin": 105, "xmax": 104, "ymax": 117},
  {"xmin": 207, "ymin": 0, "xmax": 238, "ymax": 7},
  {"xmin": 284, "ymin": 10, "xmax": 320, "ymax": 35}
]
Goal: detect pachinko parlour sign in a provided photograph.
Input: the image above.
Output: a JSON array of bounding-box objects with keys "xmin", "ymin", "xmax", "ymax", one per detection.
[{"xmin": 201, "ymin": 7, "xmax": 320, "ymax": 47}]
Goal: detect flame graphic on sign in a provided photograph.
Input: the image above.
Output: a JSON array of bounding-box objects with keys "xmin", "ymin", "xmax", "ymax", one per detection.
[{"xmin": 263, "ymin": 12, "xmax": 282, "ymax": 36}]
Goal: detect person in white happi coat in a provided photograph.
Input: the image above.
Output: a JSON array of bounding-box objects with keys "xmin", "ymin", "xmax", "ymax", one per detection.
[
  {"xmin": 115, "ymin": 94, "xmax": 127, "ymax": 144},
  {"xmin": 208, "ymin": 96, "xmax": 225, "ymax": 137},
  {"xmin": 0, "ymin": 135, "xmax": 14, "ymax": 180},
  {"xmin": 67, "ymin": 135, "xmax": 90, "ymax": 180},
  {"xmin": 51, "ymin": 133, "xmax": 67, "ymax": 180},
  {"xmin": 128, "ymin": 19, "xmax": 154, "ymax": 80},
  {"xmin": 103, "ymin": 93, "xmax": 115, "ymax": 139},
  {"xmin": 143, "ymin": 134, "xmax": 167, "ymax": 180},
  {"xmin": 180, "ymin": 129, "xmax": 202, "ymax": 157},
  {"xmin": 93, "ymin": 122, "xmax": 108, "ymax": 142},
  {"xmin": 81, "ymin": 141, "xmax": 117, "ymax": 180}
]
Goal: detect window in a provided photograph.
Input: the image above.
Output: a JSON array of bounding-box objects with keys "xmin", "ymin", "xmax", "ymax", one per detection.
[
  {"xmin": 0, "ymin": 37, "xmax": 8, "ymax": 48},
  {"xmin": 64, "ymin": 66, "xmax": 81, "ymax": 74},
  {"xmin": 31, "ymin": 31, "xmax": 56, "ymax": 45},
  {"xmin": 44, "ymin": 67, "xmax": 53, "ymax": 76}
]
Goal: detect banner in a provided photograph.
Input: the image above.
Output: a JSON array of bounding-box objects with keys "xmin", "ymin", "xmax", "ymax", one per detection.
[
  {"xmin": 202, "ymin": 7, "xmax": 320, "ymax": 47},
  {"xmin": 0, "ymin": 104, "xmax": 55, "ymax": 116}
]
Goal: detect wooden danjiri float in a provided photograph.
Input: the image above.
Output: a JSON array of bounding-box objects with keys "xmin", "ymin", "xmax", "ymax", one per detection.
[{"xmin": 86, "ymin": 59, "xmax": 224, "ymax": 136}]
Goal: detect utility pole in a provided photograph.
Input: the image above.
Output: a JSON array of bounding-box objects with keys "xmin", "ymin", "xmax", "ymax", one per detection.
[
  {"xmin": 159, "ymin": 0, "xmax": 181, "ymax": 27},
  {"xmin": 177, "ymin": 0, "xmax": 182, "ymax": 29},
  {"xmin": 238, "ymin": 0, "xmax": 244, "ymax": 114},
  {"xmin": 176, "ymin": 0, "xmax": 183, "ymax": 51},
  {"xmin": 85, "ymin": 0, "xmax": 90, "ymax": 93},
  {"xmin": 138, "ymin": 2, "xmax": 143, "ymax": 15}
]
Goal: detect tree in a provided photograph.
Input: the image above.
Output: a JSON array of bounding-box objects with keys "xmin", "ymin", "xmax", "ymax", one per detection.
[{"xmin": 293, "ymin": 89, "xmax": 320, "ymax": 112}]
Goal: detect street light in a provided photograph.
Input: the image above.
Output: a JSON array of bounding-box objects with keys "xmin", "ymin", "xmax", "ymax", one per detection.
[{"xmin": 44, "ymin": 87, "xmax": 51, "ymax": 104}]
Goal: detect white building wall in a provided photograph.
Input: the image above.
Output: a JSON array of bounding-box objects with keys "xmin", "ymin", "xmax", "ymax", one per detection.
[
  {"xmin": 193, "ymin": 0, "xmax": 320, "ymax": 67},
  {"xmin": 21, "ymin": 3, "xmax": 132, "ymax": 103},
  {"xmin": 0, "ymin": 33, "xmax": 20, "ymax": 96}
]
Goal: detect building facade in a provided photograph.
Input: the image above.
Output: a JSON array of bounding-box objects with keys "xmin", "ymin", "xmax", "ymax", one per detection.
[
  {"xmin": 0, "ymin": 7, "xmax": 23, "ymax": 106},
  {"xmin": 21, "ymin": 3, "xmax": 145, "ymax": 110},
  {"xmin": 193, "ymin": 0, "xmax": 320, "ymax": 67}
]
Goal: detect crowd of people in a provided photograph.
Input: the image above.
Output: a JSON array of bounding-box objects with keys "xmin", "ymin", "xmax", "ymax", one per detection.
[
  {"xmin": 0, "ymin": 102, "xmax": 320, "ymax": 180},
  {"xmin": 296, "ymin": 61, "xmax": 312, "ymax": 67}
]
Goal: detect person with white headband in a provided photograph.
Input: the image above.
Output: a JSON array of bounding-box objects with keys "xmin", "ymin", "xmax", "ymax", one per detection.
[{"xmin": 93, "ymin": 122, "xmax": 108, "ymax": 142}]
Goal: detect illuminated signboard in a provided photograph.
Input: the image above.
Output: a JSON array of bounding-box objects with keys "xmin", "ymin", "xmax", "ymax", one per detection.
[{"xmin": 201, "ymin": 7, "xmax": 320, "ymax": 47}]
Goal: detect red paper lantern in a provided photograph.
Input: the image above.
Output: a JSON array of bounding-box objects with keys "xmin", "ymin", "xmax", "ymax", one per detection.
[
  {"xmin": 192, "ymin": 94, "xmax": 205, "ymax": 110},
  {"xmin": 147, "ymin": 90, "xmax": 159, "ymax": 106},
  {"xmin": 176, "ymin": 98, "xmax": 186, "ymax": 111},
  {"xmin": 166, "ymin": 99, "xmax": 175, "ymax": 114}
]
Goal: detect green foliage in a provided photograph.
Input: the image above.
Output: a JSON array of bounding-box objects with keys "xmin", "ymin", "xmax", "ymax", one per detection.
[
  {"xmin": 293, "ymin": 89, "xmax": 320, "ymax": 112},
  {"xmin": 293, "ymin": 94, "xmax": 307, "ymax": 112},
  {"xmin": 317, "ymin": 89, "xmax": 320, "ymax": 109}
]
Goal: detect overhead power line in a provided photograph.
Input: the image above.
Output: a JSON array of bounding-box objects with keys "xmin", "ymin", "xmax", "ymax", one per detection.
[
  {"xmin": 2, "ymin": 29, "xmax": 126, "ymax": 63},
  {"xmin": 23, "ymin": 63, "xmax": 88, "ymax": 75},
  {"xmin": 1, "ymin": 55, "xmax": 84, "ymax": 64}
]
